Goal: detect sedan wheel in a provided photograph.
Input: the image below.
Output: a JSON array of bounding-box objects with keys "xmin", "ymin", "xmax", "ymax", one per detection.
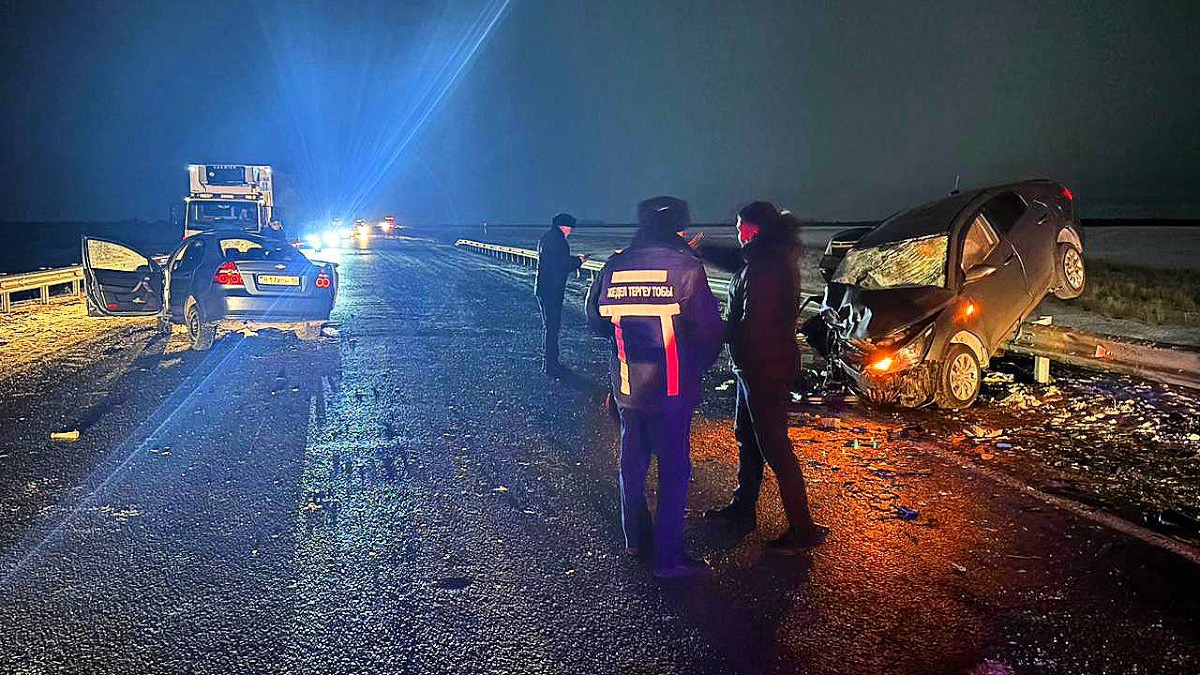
[
  {"xmin": 1053, "ymin": 243, "xmax": 1086, "ymax": 299},
  {"xmin": 935, "ymin": 343, "xmax": 981, "ymax": 409},
  {"xmin": 186, "ymin": 302, "xmax": 216, "ymax": 352}
]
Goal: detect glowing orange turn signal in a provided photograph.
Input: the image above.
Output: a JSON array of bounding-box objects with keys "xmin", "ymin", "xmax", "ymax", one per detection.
[
  {"xmin": 957, "ymin": 301, "xmax": 978, "ymax": 323},
  {"xmin": 870, "ymin": 356, "xmax": 894, "ymax": 372}
]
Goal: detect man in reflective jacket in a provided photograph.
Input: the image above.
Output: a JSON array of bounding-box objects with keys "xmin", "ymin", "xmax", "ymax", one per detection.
[
  {"xmin": 586, "ymin": 196, "xmax": 725, "ymax": 578},
  {"xmin": 535, "ymin": 212, "xmax": 585, "ymax": 374}
]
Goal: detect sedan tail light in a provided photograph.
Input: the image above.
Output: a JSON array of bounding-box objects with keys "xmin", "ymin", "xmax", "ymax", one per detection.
[
  {"xmin": 315, "ymin": 269, "xmax": 332, "ymax": 289},
  {"xmin": 214, "ymin": 261, "xmax": 244, "ymax": 286},
  {"xmin": 1062, "ymin": 186, "xmax": 1074, "ymax": 201}
]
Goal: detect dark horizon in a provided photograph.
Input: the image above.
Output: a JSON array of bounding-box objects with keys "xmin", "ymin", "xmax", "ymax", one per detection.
[{"xmin": 3, "ymin": 1, "xmax": 1199, "ymax": 224}]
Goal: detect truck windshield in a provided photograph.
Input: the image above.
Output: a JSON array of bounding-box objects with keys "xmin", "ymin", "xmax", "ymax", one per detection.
[
  {"xmin": 832, "ymin": 234, "xmax": 948, "ymax": 290},
  {"xmin": 188, "ymin": 201, "xmax": 259, "ymax": 231}
]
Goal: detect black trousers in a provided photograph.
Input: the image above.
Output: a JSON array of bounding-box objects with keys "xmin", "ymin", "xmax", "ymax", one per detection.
[
  {"xmin": 732, "ymin": 372, "xmax": 815, "ymax": 533},
  {"xmin": 537, "ymin": 291, "xmax": 564, "ymax": 369}
]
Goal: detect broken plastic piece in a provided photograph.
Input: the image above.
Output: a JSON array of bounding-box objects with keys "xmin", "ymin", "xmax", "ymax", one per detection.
[{"xmin": 50, "ymin": 430, "xmax": 80, "ymax": 442}]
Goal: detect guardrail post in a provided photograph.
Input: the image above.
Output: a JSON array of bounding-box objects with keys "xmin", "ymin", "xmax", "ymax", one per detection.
[
  {"xmin": 1, "ymin": 292, "xmax": 9, "ymax": 313},
  {"xmin": 1031, "ymin": 316, "xmax": 1053, "ymax": 384},
  {"xmin": 40, "ymin": 285, "xmax": 51, "ymax": 305},
  {"xmin": 72, "ymin": 279, "xmax": 81, "ymax": 296}
]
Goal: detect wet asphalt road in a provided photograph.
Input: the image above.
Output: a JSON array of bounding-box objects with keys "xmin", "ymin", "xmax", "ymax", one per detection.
[{"xmin": 0, "ymin": 236, "xmax": 1197, "ymax": 674}]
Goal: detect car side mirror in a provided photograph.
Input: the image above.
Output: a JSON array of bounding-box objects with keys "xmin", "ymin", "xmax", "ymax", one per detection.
[{"xmin": 964, "ymin": 264, "xmax": 997, "ymax": 285}]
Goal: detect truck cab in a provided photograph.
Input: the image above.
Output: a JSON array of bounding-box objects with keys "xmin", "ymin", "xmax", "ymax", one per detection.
[{"xmin": 183, "ymin": 164, "xmax": 274, "ymax": 239}]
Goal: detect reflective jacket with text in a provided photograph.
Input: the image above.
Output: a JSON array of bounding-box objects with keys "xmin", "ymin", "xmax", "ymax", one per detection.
[{"xmin": 586, "ymin": 235, "xmax": 726, "ymax": 411}]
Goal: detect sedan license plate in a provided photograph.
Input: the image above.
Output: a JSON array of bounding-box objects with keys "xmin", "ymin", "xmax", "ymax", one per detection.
[{"xmin": 258, "ymin": 274, "xmax": 300, "ymax": 287}]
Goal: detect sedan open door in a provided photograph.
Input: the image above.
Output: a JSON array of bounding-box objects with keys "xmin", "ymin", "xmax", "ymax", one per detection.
[{"xmin": 81, "ymin": 237, "xmax": 165, "ymax": 317}]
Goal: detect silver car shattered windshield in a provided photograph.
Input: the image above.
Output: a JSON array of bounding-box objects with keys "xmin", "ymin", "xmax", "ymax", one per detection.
[{"xmin": 832, "ymin": 234, "xmax": 948, "ymax": 290}]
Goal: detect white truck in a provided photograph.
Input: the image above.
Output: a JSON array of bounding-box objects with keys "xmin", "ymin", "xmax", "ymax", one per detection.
[{"xmin": 182, "ymin": 164, "xmax": 275, "ymax": 238}]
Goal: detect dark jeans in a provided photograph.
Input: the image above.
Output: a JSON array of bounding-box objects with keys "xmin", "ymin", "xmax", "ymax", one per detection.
[
  {"xmin": 618, "ymin": 406, "xmax": 693, "ymax": 571},
  {"xmin": 732, "ymin": 373, "xmax": 815, "ymax": 533},
  {"xmin": 537, "ymin": 291, "xmax": 563, "ymax": 369}
]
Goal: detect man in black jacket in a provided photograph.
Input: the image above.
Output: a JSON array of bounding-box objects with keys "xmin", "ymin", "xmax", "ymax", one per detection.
[
  {"xmin": 586, "ymin": 196, "xmax": 726, "ymax": 578},
  {"xmin": 705, "ymin": 201, "xmax": 827, "ymax": 554},
  {"xmin": 535, "ymin": 213, "xmax": 585, "ymax": 374},
  {"xmin": 263, "ymin": 216, "xmax": 288, "ymax": 244}
]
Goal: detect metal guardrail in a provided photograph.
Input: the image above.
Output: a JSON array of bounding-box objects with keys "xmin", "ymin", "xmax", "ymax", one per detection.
[
  {"xmin": 1006, "ymin": 322, "xmax": 1200, "ymax": 390},
  {"xmin": 455, "ymin": 238, "xmax": 1200, "ymax": 391},
  {"xmin": 0, "ymin": 265, "xmax": 85, "ymax": 313},
  {"xmin": 455, "ymin": 239, "xmax": 729, "ymax": 298},
  {"xmin": 0, "ymin": 253, "xmax": 170, "ymax": 314}
]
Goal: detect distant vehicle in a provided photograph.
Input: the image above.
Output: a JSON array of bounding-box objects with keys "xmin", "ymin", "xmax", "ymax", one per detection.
[
  {"xmin": 802, "ymin": 180, "xmax": 1085, "ymax": 409},
  {"xmin": 818, "ymin": 226, "xmax": 874, "ymax": 283},
  {"xmin": 181, "ymin": 164, "xmax": 275, "ymax": 239},
  {"xmin": 353, "ymin": 219, "xmax": 371, "ymax": 237},
  {"xmin": 379, "ymin": 215, "xmax": 397, "ymax": 233},
  {"xmin": 82, "ymin": 232, "xmax": 337, "ymax": 351}
]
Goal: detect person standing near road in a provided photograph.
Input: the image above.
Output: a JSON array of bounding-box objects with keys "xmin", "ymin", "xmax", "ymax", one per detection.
[
  {"xmin": 263, "ymin": 216, "xmax": 288, "ymax": 245},
  {"xmin": 705, "ymin": 201, "xmax": 828, "ymax": 553},
  {"xmin": 535, "ymin": 213, "xmax": 586, "ymax": 375},
  {"xmin": 586, "ymin": 196, "xmax": 725, "ymax": 578}
]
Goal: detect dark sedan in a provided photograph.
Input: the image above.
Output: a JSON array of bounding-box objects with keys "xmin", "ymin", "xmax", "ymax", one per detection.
[
  {"xmin": 802, "ymin": 180, "xmax": 1085, "ymax": 409},
  {"xmin": 83, "ymin": 231, "xmax": 337, "ymax": 350}
]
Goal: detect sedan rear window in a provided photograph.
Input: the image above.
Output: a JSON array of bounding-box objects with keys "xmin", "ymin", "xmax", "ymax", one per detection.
[{"xmin": 219, "ymin": 238, "xmax": 298, "ymax": 261}]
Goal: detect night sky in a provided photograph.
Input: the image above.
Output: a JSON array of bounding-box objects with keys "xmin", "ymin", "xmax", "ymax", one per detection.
[{"xmin": 2, "ymin": 0, "xmax": 1198, "ymax": 225}]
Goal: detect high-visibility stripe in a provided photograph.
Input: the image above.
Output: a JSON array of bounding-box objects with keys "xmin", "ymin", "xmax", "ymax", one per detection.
[
  {"xmin": 611, "ymin": 270, "xmax": 668, "ymax": 284},
  {"xmin": 598, "ymin": 303, "xmax": 681, "ymax": 318},
  {"xmin": 613, "ymin": 318, "xmax": 630, "ymax": 395},
  {"xmin": 661, "ymin": 313, "xmax": 679, "ymax": 396},
  {"xmin": 598, "ymin": 303, "xmax": 682, "ymax": 396}
]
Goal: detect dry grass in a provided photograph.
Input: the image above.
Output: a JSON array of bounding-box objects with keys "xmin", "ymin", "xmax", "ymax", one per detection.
[{"xmin": 1076, "ymin": 260, "xmax": 1200, "ymax": 326}]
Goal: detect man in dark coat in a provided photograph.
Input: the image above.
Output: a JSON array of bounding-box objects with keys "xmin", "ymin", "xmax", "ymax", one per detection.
[
  {"xmin": 263, "ymin": 216, "xmax": 288, "ymax": 245},
  {"xmin": 535, "ymin": 213, "xmax": 585, "ymax": 374},
  {"xmin": 586, "ymin": 196, "xmax": 726, "ymax": 578},
  {"xmin": 705, "ymin": 201, "xmax": 828, "ymax": 554}
]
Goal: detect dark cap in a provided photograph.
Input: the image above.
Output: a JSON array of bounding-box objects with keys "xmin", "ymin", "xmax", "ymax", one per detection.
[
  {"xmin": 637, "ymin": 196, "xmax": 690, "ymax": 235},
  {"xmin": 552, "ymin": 212, "xmax": 577, "ymax": 228}
]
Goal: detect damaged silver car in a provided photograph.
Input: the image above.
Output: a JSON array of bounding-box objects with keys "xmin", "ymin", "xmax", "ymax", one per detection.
[{"xmin": 803, "ymin": 180, "xmax": 1085, "ymax": 409}]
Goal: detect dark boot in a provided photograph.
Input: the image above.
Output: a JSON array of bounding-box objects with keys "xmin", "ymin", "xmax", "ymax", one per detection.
[
  {"xmin": 653, "ymin": 556, "xmax": 710, "ymax": 580},
  {"xmin": 703, "ymin": 500, "xmax": 757, "ymax": 530},
  {"xmin": 765, "ymin": 523, "xmax": 830, "ymax": 555}
]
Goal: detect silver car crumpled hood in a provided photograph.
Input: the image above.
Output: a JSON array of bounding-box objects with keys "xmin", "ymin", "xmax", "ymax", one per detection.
[{"xmin": 823, "ymin": 283, "xmax": 956, "ymax": 341}]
